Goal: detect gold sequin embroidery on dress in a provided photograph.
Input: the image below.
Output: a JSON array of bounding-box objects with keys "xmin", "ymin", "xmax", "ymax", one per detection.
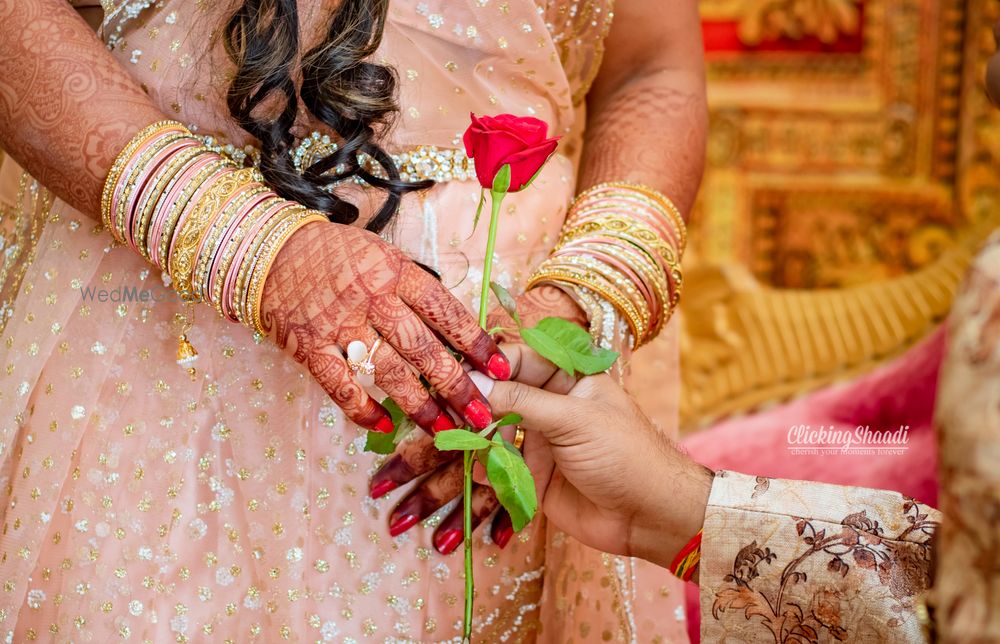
[
  {"xmin": 0, "ymin": 172, "xmax": 53, "ymax": 335},
  {"xmin": 537, "ymin": 0, "xmax": 617, "ymax": 105}
]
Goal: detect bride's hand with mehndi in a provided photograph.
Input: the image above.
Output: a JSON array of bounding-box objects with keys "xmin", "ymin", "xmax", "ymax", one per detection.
[
  {"xmin": 366, "ymin": 285, "xmax": 586, "ymax": 552},
  {"xmin": 260, "ymin": 221, "xmax": 511, "ymax": 434}
]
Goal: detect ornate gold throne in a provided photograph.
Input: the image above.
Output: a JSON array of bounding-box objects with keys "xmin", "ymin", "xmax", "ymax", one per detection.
[{"xmin": 661, "ymin": 0, "xmax": 1000, "ymax": 430}]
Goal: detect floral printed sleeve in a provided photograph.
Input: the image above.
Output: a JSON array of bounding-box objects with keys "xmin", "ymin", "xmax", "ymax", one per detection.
[
  {"xmin": 699, "ymin": 471, "xmax": 939, "ymax": 643},
  {"xmin": 933, "ymin": 231, "xmax": 1000, "ymax": 641}
]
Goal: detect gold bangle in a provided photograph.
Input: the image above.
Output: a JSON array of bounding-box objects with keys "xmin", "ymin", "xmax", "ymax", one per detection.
[
  {"xmin": 559, "ymin": 216, "xmax": 681, "ymax": 267},
  {"xmin": 573, "ymin": 239, "xmax": 671, "ymax": 334},
  {"xmin": 246, "ymin": 212, "xmax": 328, "ymax": 336},
  {"xmin": 155, "ymin": 158, "xmax": 231, "ymax": 270},
  {"xmin": 528, "ymin": 263, "xmax": 647, "ymax": 344},
  {"xmin": 191, "ymin": 181, "xmax": 267, "ymax": 305},
  {"xmin": 134, "ymin": 145, "xmax": 204, "ymax": 261},
  {"xmin": 233, "ymin": 203, "xmax": 307, "ymax": 326},
  {"xmin": 169, "ymin": 167, "xmax": 258, "ymax": 302},
  {"xmin": 552, "ymin": 255, "xmax": 651, "ymax": 338},
  {"xmin": 100, "ymin": 120, "xmax": 187, "ymax": 233}
]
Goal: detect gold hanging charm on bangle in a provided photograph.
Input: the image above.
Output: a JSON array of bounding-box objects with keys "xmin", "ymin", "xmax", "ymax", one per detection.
[{"xmin": 174, "ymin": 305, "xmax": 199, "ymax": 381}]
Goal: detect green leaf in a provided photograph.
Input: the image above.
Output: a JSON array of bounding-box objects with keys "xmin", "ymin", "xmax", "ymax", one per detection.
[
  {"xmin": 486, "ymin": 436, "xmax": 537, "ymax": 532},
  {"xmin": 491, "ymin": 164, "xmax": 511, "ymax": 195},
  {"xmin": 471, "ymin": 189, "xmax": 486, "ymax": 234},
  {"xmin": 364, "ymin": 430, "xmax": 397, "ymax": 454},
  {"xmin": 434, "ymin": 429, "xmax": 492, "ymax": 451},
  {"xmin": 490, "ymin": 281, "xmax": 521, "ymax": 327},
  {"xmin": 364, "ymin": 398, "xmax": 414, "ymax": 454},
  {"xmin": 522, "ymin": 317, "xmax": 619, "ymax": 376},
  {"xmin": 494, "ymin": 412, "xmax": 523, "ymax": 427},
  {"xmin": 520, "ymin": 325, "xmax": 577, "ymax": 375},
  {"xmin": 476, "ymin": 412, "xmax": 523, "ymax": 437}
]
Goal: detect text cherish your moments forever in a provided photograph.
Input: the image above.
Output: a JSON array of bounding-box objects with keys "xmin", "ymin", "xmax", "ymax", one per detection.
[{"xmin": 786, "ymin": 424, "xmax": 911, "ymax": 456}]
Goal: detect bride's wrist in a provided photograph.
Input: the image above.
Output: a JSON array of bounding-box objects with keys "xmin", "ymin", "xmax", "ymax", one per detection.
[
  {"xmin": 259, "ymin": 220, "xmax": 326, "ymax": 333},
  {"xmin": 528, "ymin": 283, "xmax": 587, "ymax": 325},
  {"xmin": 630, "ymin": 460, "xmax": 713, "ymax": 570}
]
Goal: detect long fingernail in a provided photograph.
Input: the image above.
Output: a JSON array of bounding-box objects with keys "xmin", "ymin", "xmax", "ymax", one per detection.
[
  {"xmin": 389, "ymin": 514, "xmax": 418, "ymax": 537},
  {"xmin": 374, "ymin": 415, "xmax": 395, "ymax": 434},
  {"xmin": 432, "ymin": 412, "xmax": 457, "ymax": 433},
  {"xmin": 434, "ymin": 529, "xmax": 463, "ymax": 554},
  {"xmin": 494, "ymin": 524, "xmax": 514, "ymax": 549},
  {"xmin": 487, "ymin": 353, "xmax": 511, "ymax": 381},
  {"xmin": 468, "ymin": 371, "xmax": 494, "ymax": 397},
  {"xmin": 464, "ymin": 399, "xmax": 491, "ymax": 429},
  {"xmin": 370, "ymin": 480, "xmax": 397, "ymax": 499}
]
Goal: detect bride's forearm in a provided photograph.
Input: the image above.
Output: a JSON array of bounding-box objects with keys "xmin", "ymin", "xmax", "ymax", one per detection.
[
  {"xmin": 579, "ymin": 70, "xmax": 707, "ymax": 215},
  {"xmin": 577, "ymin": 0, "xmax": 707, "ymax": 215},
  {"xmin": 0, "ymin": 0, "xmax": 163, "ymax": 217}
]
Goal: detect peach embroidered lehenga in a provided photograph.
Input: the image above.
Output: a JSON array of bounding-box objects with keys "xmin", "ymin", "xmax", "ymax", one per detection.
[{"xmin": 0, "ymin": 0, "xmax": 687, "ymax": 640}]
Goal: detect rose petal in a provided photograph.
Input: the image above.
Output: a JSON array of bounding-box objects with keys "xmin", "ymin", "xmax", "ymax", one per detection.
[
  {"xmin": 501, "ymin": 138, "xmax": 560, "ymax": 191},
  {"xmin": 469, "ymin": 129, "xmax": 536, "ymax": 190},
  {"xmin": 491, "ymin": 114, "xmax": 549, "ymax": 145}
]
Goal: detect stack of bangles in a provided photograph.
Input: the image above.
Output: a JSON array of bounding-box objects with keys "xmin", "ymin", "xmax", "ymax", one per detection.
[
  {"xmin": 527, "ymin": 181, "xmax": 686, "ymax": 350},
  {"xmin": 101, "ymin": 120, "xmax": 328, "ymax": 335}
]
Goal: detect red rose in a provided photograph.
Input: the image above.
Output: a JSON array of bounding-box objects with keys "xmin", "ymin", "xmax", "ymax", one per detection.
[{"xmin": 463, "ymin": 113, "xmax": 560, "ymax": 192}]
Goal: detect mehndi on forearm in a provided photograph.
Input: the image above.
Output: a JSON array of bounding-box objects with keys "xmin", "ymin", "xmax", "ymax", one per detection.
[
  {"xmin": 0, "ymin": 0, "xmax": 163, "ymax": 216},
  {"xmin": 578, "ymin": 70, "xmax": 708, "ymax": 215}
]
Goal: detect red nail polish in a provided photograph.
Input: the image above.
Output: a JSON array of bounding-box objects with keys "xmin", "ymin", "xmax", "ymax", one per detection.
[
  {"xmin": 374, "ymin": 415, "xmax": 395, "ymax": 434},
  {"xmin": 435, "ymin": 528, "xmax": 463, "ymax": 554},
  {"xmin": 494, "ymin": 524, "xmax": 514, "ymax": 549},
  {"xmin": 464, "ymin": 399, "xmax": 491, "ymax": 429},
  {"xmin": 370, "ymin": 480, "xmax": 397, "ymax": 499},
  {"xmin": 389, "ymin": 514, "xmax": 418, "ymax": 537},
  {"xmin": 432, "ymin": 412, "xmax": 457, "ymax": 433},
  {"xmin": 487, "ymin": 353, "xmax": 511, "ymax": 381}
]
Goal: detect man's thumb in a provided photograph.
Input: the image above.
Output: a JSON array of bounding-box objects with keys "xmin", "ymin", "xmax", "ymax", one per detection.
[
  {"xmin": 469, "ymin": 372, "xmax": 572, "ymax": 438},
  {"xmin": 470, "ymin": 372, "xmax": 585, "ymax": 435}
]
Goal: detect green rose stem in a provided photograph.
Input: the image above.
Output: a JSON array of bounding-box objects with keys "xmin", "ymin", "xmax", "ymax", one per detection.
[{"xmin": 463, "ymin": 168, "xmax": 509, "ymax": 642}]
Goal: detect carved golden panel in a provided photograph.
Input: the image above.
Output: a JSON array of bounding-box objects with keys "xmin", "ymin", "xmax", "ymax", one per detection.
[{"xmin": 672, "ymin": 0, "xmax": 1000, "ymax": 429}]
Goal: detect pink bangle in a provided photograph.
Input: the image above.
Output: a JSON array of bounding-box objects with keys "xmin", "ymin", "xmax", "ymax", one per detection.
[
  {"xmin": 205, "ymin": 189, "xmax": 277, "ymax": 305},
  {"xmin": 110, "ymin": 129, "xmax": 188, "ymax": 240},
  {"xmin": 127, "ymin": 139, "xmax": 200, "ymax": 253},
  {"xmin": 148, "ymin": 154, "xmax": 226, "ymax": 269},
  {"xmin": 220, "ymin": 198, "xmax": 291, "ymax": 321}
]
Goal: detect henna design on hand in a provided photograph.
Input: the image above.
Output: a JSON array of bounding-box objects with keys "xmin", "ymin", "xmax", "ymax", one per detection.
[{"xmin": 261, "ymin": 221, "xmax": 504, "ymax": 432}]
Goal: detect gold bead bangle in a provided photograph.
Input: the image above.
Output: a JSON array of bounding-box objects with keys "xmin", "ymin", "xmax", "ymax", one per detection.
[
  {"xmin": 134, "ymin": 145, "xmax": 204, "ymax": 261},
  {"xmin": 528, "ymin": 263, "xmax": 647, "ymax": 344},
  {"xmin": 191, "ymin": 180, "xmax": 267, "ymax": 304},
  {"xmin": 169, "ymin": 167, "xmax": 257, "ymax": 302},
  {"xmin": 100, "ymin": 120, "xmax": 187, "ymax": 234},
  {"xmin": 246, "ymin": 211, "xmax": 328, "ymax": 336}
]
